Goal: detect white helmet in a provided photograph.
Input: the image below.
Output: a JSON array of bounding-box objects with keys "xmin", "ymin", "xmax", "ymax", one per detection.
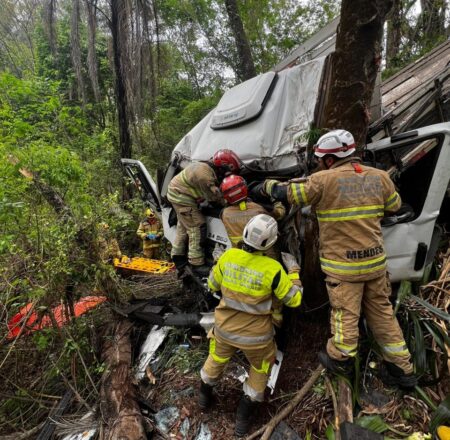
[
  {"xmin": 314, "ymin": 129, "xmax": 356, "ymax": 158},
  {"xmin": 243, "ymin": 214, "xmax": 278, "ymax": 251}
]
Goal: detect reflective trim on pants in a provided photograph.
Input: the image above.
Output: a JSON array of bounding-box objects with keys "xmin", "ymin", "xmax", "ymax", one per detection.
[
  {"xmin": 325, "ymin": 275, "xmax": 413, "ymax": 373},
  {"xmin": 214, "ymin": 326, "xmax": 274, "ymax": 345}
]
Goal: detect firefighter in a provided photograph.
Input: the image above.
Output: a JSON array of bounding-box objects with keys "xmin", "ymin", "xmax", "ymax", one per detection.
[
  {"xmin": 137, "ymin": 208, "xmax": 163, "ymax": 259},
  {"xmin": 167, "ymin": 149, "xmax": 241, "ymax": 276},
  {"xmin": 199, "ymin": 214, "xmax": 303, "ymax": 436},
  {"xmin": 97, "ymin": 222, "xmax": 122, "ymax": 263},
  {"xmin": 220, "ymin": 174, "xmax": 286, "ymax": 250},
  {"xmin": 220, "ymin": 174, "xmax": 288, "ymax": 329},
  {"xmin": 261, "ymin": 129, "xmax": 416, "ymax": 389}
]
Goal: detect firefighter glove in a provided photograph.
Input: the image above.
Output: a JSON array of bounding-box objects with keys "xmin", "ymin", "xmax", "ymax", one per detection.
[
  {"xmin": 212, "ymin": 243, "xmax": 225, "ymax": 262},
  {"xmin": 281, "ymin": 252, "xmax": 300, "ymax": 273}
]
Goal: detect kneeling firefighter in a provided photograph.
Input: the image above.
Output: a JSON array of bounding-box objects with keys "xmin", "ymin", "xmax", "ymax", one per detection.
[
  {"xmin": 199, "ymin": 214, "xmax": 303, "ymax": 436},
  {"xmin": 167, "ymin": 149, "xmax": 241, "ymax": 277}
]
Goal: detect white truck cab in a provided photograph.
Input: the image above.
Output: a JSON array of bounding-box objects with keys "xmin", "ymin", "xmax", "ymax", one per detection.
[{"xmin": 122, "ymin": 39, "xmax": 450, "ymax": 283}]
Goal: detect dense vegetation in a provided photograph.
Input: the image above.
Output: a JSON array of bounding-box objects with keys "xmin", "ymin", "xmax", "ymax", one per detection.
[{"xmin": 0, "ymin": 0, "xmax": 448, "ymax": 435}]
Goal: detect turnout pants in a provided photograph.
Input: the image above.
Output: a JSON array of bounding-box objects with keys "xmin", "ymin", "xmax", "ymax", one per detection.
[
  {"xmin": 200, "ymin": 332, "xmax": 276, "ymax": 402},
  {"xmin": 326, "ymin": 273, "xmax": 413, "ymax": 374},
  {"xmin": 171, "ymin": 203, "xmax": 206, "ymax": 266},
  {"xmin": 143, "ymin": 247, "xmax": 159, "ymax": 259}
]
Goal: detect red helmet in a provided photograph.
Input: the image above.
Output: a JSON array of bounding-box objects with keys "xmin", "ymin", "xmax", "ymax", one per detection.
[
  {"xmin": 212, "ymin": 149, "xmax": 241, "ymax": 174},
  {"xmin": 220, "ymin": 175, "xmax": 248, "ymax": 205}
]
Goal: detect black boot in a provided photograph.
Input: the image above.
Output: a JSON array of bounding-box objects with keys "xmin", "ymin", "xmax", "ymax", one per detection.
[
  {"xmin": 379, "ymin": 361, "xmax": 417, "ymax": 390},
  {"xmin": 191, "ymin": 264, "xmax": 210, "ymax": 277},
  {"xmin": 172, "ymin": 255, "xmax": 188, "ymax": 272},
  {"xmin": 318, "ymin": 351, "xmax": 355, "ymax": 376},
  {"xmin": 198, "ymin": 381, "xmax": 214, "ymax": 410},
  {"xmin": 235, "ymin": 395, "xmax": 259, "ymax": 437}
]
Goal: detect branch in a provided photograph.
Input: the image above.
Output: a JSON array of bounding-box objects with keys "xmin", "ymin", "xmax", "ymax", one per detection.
[{"xmin": 246, "ymin": 365, "xmax": 324, "ymax": 440}]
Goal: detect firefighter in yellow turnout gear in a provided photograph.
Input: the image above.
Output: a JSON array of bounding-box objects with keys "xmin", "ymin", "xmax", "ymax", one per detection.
[
  {"xmin": 167, "ymin": 150, "xmax": 241, "ymax": 276},
  {"xmin": 219, "ymin": 174, "xmax": 288, "ymax": 328},
  {"xmin": 263, "ymin": 129, "xmax": 416, "ymax": 389},
  {"xmin": 199, "ymin": 214, "xmax": 302, "ymax": 437},
  {"xmin": 137, "ymin": 208, "xmax": 163, "ymax": 259}
]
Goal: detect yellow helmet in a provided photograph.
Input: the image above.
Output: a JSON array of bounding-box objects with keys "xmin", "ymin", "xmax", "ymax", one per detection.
[{"xmin": 146, "ymin": 208, "xmax": 155, "ymax": 218}]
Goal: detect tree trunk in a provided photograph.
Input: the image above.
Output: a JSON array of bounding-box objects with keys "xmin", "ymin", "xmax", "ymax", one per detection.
[
  {"xmin": 322, "ymin": 0, "xmax": 393, "ymax": 146},
  {"xmin": 44, "ymin": 0, "xmax": 57, "ymax": 57},
  {"xmin": 70, "ymin": 0, "xmax": 87, "ymax": 105},
  {"xmin": 99, "ymin": 320, "xmax": 146, "ymax": 440},
  {"xmin": 386, "ymin": 0, "xmax": 402, "ymax": 69},
  {"xmin": 301, "ymin": 1, "xmax": 393, "ymax": 306},
  {"xmin": 224, "ymin": 0, "xmax": 257, "ymax": 81},
  {"xmin": 85, "ymin": 0, "xmax": 101, "ymax": 103},
  {"xmin": 110, "ymin": 0, "xmax": 132, "ymax": 161}
]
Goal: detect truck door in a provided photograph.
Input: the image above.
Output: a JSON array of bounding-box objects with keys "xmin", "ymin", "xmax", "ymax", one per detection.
[{"xmin": 367, "ymin": 123, "xmax": 450, "ymax": 282}]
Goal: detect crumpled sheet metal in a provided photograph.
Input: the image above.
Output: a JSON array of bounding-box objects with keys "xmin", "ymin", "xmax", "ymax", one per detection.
[{"xmin": 135, "ymin": 325, "xmax": 170, "ymax": 380}]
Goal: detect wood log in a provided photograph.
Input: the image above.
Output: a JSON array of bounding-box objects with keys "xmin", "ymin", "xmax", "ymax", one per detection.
[
  {"xmin": 99, "ymin": 319, "xmax": 146, "ymax": 440},
  {"xmin": 338, "ymin": 379, "xmax": 353, "ymax": 424}
]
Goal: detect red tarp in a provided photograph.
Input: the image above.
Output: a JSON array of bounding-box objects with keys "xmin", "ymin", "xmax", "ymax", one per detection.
[{"xmin": 7, "ymin": 296, "xmax": 107, "ymax": 340}]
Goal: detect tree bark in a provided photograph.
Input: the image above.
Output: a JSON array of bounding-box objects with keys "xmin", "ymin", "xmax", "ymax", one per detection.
[
  {"xmin": 110, "ymin": 0, "xmax": 132, "ymax": 162},
  {"xmin": 224, "ymin": 0, "xmax": 257, "ymax": 81},
  {"xmin": 302, "ymin": 1, "xmax": 393, "ymax": 305},
  {"xmin": 99, "ymin": 320, "xmax": 146, "ymax": 440},
  {"xmin": 85, "ymin": 0, "xmax": 101, "ymax": 103},
  {"xmin": 386, "ymin": 0, "xmax": 402, "ymax": 69},
  {"xmin": 322, "ymin": 0, "xmax": 393, "ymax": 146},
  {"xmin": 44, "ymin": 0, "xmax": 57, "ymax": 57},
  {"xmin": 70, "ymin": 0, "xmax": 87, "ymax": 105}
]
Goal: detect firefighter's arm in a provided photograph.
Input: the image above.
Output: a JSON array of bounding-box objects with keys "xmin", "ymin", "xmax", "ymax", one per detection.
[
  {"xmin": 207, "ymin": 260, "xmax": 223, "ymax": 292},
  {"xmin": 198, "ymin": 169, "xmax": 224, "ymax": 205},
  {"xmin": 136, "ymin": 222, "xmax": 147, "ymax": 240},
  {"xmin": 156, "ymin": 220, "xmax": 163, "ymax": 238},
  {"xmin": 271, "ymin": 201, "xmax": 286, "ymax": 221},
  {"xmin": 272, "ymin": 268, "xmax": 302, "ymax": 308},
  {"xmin": 281, "ymin": 252, "xmax": 302, "ymax": 287},
  {"xmin": 264, "ymin": 176, "xmax": 322, "ymax": 207},
  {"xmin": 383, "ymin": 173, "xmax": 402, "ymax": 213}
]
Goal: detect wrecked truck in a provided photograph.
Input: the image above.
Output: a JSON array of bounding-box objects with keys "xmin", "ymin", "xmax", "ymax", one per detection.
[{"xmin": 122, "ymin": 40, "xmax": 450, "ymax": 284}]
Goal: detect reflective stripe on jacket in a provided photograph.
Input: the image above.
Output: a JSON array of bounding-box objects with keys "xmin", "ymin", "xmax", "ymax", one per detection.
[
  {"xmin": 167, "ymin": 162, "xmax": 223, "ymax": 206},
  {"xmin": 208, "ymin": 248, "xmax": 302, "ymax": 346},
  {"xmin": 221, "ymin": 201, "xmax": 268, "ymax": 247},
  {"xmin": 286, "ymin": 158, "xmax": 402, "ymax": 281}
]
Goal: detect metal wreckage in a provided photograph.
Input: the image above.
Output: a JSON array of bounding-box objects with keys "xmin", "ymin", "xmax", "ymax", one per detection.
[{"xmin": 112, "ymin": 33, "xmax": 450, "ymax": 439}]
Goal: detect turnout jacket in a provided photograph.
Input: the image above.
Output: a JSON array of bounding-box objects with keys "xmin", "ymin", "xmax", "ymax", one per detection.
[
  {"xmin": 208, "ymin": 248, "xmax": 302, "ymax": 347},
  {"xmin": 137, "ymin": 218, "xmax": 163, "ymax": 250},
  {"xmin": 267, "ymin": 158, "xmax": 401, "ymax": 282},
  {"xmin": 167, "ymin": 162, "xmax": 223, "ymax": 207},
  {"xmin": 221, "ymin": 201, "xmax": 269, "ymax": 248}
]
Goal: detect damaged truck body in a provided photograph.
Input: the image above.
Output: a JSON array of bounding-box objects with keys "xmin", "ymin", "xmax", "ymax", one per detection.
[{"xmin": 122, "ymin": 36, "xmax": 450, "ymax": 284}]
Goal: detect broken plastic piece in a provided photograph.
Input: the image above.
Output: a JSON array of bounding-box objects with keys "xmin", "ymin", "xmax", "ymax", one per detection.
[
  {"xmin": 340, "ymin": 422, "xmax": 383, "ymax": 440},
  {"xmin": 135, "ymin": 325, "xmax": 169, "ymax": 381},
  {"xmin": 179, "ymin": 418, "xmax": 190, "ymax": 439},
  {"xmin": 195, "ymin": 423, "xmax": 212, "ymax": 440},
  {"xmin": 270, "ymin": 421, "xmax": 301, "ymax": 439},
  {"xmin": 113, "ymin": 256, "xmax": 175, "ymax": 274},
  {"xmin": 7, "ymin": 296, "xmax": 107, "ymax": 340},
  {"xmin": 267, "ymin": 350, "xmax": 284, "ymax": 394},
  {"xmin": 154, "ymin": 406, "xmax": 179, "ymax": 434},
  {"xmin": 199, "ymin": 312, "xmax": 215, "ymax": 333}
]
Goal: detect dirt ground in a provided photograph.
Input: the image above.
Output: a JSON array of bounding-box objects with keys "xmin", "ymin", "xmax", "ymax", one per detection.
[{"xmin": 136, "ymin": 304, "xmax": 446, "ymax": 440}]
